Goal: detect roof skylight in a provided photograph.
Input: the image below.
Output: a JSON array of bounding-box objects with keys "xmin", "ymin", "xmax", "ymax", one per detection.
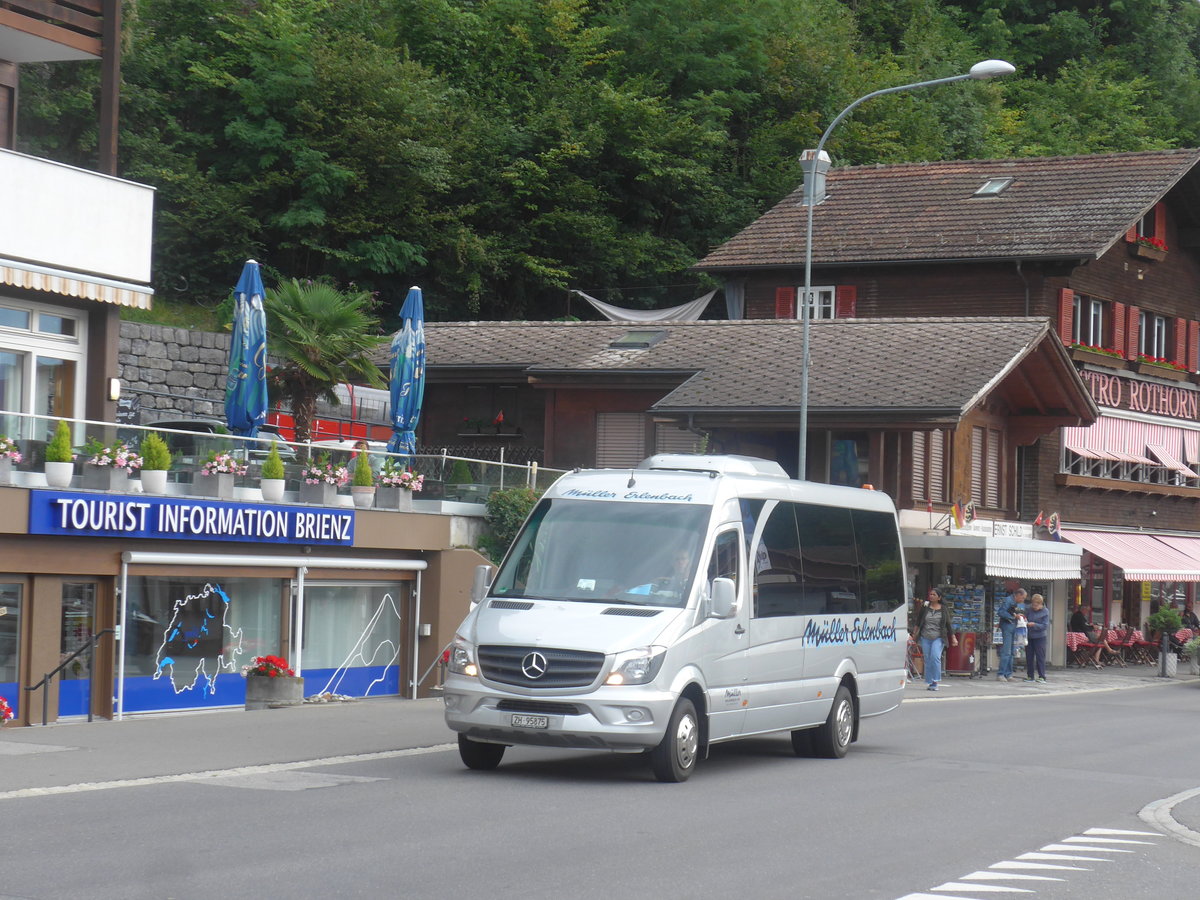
[
  {"xmin": 973, "ymin": 177, "xmax": 1014, "ymax": 197},
  {"xmin": 609, "ymin": 329, "xmax": 667, "ymax": 349}
]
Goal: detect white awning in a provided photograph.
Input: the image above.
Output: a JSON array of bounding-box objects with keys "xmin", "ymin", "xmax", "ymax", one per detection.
[
  {"xmin": 1060, "ymin": 530, "xmax": 1200, "ymax": 582},
  {"xmin": 902, "ymin": 533, "xmax": 1082, "ymax": 580}
]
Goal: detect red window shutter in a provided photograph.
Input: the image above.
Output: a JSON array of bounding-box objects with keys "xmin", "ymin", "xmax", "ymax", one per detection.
[
  {"xmin": 774, "ymin": 287, "xmax": 795, "ymax": 319},
  {"xmin": 1155, "ymin": 204, "xmax": 1167, "ymax": 241},
  {"xmin": 1189, "ymin": 321, "xmax": 1200, "ymax": 373},
  {"xmin": 1125, "ymin": 226, "xmax": 1137, "ymax": 244},
  {"xmin": 1057, "ymin": 288, "xmax": 1074, "ymax": 341},
  {"xmin": 1126, "ymin": 305, "xmax": 1140, "ymax": 359},
  {"xmin": 1174, "ymin": 317, "xmax": 1188, "ymax": 365},
  {"xmin": 1112, "ymin": 302, "xmax": 1126, "ymax": 353},
  {"xmin": 834, "ymin": 285, "xmax": 857, "ymax": 318}
]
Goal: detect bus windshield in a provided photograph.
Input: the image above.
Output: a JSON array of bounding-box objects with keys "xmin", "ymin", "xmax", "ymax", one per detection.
[{"xmin": 490, "ymin": 498, "xmax": 711, "ymax": 608}]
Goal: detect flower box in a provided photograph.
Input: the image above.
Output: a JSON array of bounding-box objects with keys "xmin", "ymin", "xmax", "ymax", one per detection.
[
  {"xmin": 0, "ymin": 456, "xmax": 11, "ymax": 486},
  {"xmin": 375, "ymin": 486, "xmax": 413, "ymax": 511},
  {"xmin": 193, "ymin": 472, "xmax": 236, "ymax": 499},
  {"xmin": 83, "ymin": 466, "xmax": 131, "ymax": 492},
  {"xmin": 299, "ymin": 481, "xmax": 338, "ymax": 505},
  {"xmin": 245, "ymin": 674, "xmax": 304, "ymax": 709},
  {"xmin": 1130, "ymin": 242, "xmax": 1167, "ymax": 262},
  {"xmin": 1068, "ymin": 346, "xmax": 1127, "ymax": 369},
  {"xmin": 1135, "ymin": 361, "xmax": 1189, "ymax": 381}
]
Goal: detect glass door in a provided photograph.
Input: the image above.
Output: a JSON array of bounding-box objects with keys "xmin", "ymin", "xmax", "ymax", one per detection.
[
  {"xmin": 59, "ymin": 582, "xmax": 96, "ymax": 718},
  {"xmin": 0, "ymin": 583, "xmax": 21, "ymax": 720}
]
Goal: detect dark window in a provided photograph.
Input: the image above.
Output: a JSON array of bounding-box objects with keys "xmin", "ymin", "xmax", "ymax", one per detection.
[{"xmin": 852, "ymin": 509, "xmax": 905, "ymax": 612}]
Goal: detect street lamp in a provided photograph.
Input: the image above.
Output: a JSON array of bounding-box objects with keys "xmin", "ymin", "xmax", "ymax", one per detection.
[{"xmin": 796, "ymin": 59, "xmax": 1016, "ymax": 478}]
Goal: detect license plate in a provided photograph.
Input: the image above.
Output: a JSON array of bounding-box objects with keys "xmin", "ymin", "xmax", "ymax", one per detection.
[{"xmin": 510, "ymin": 714, "xmax": 549, "ymax": 729}]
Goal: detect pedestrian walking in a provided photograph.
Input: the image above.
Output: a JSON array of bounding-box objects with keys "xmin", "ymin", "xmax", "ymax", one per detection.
[
  {"xmin": 1023, "ymin": 593, "xmax": 1049, "ymax": 683},
  {"xmin": 912, "ymin": 588, "xmax": 958, "ymax": 692},
  {"xmin": 996, "ymin": 587, "xmax": 1026, "ymax": 682}
]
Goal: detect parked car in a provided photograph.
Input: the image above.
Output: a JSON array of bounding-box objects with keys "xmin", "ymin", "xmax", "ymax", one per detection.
[{"xmin": 142, "ymin": 418, "xmax": 296, "ymax": 464}]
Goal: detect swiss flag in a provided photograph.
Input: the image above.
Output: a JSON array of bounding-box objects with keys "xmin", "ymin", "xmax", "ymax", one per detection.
[
  {"xmin": 494, "ymin": 410, "xmax": 504, "ymax": 425},
  {"xmin": 1033, "ymin": 511, "xmax": 1044, "ymax": 526}
]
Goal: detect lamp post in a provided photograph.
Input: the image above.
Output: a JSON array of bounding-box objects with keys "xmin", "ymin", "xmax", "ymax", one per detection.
[{"xmin": 796, "ymin": 59, "xmax": 1016, "ymax": 478}]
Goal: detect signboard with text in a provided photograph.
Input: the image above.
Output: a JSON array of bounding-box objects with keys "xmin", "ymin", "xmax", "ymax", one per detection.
[{"xmin": 28, "ymin": 490, "xmax": 355, "ymax": 546}]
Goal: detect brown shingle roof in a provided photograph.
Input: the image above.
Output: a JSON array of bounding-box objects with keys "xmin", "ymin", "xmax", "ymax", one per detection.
[
  {"xmin": 695, "ymin": 149, "xmax": 1200, "ymax": 270},
  {"xmin": 420, "ymin": 318, "xmax": 1093, "ymax": 420}
]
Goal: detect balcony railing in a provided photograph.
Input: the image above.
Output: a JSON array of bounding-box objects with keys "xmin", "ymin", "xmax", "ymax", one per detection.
[{"xmin": 0, "ymin": 410, "xmax": 566, "ymax": 506}]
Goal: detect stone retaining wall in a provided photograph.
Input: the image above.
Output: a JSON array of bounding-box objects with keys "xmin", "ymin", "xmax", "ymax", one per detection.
[{"xmin": 119, "ymin": 321, "xmax": 229, "ymax": 420}]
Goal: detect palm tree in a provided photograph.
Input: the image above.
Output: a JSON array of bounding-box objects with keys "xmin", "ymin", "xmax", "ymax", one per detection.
[{"xmin": 265, "ymin": 280, "xmax": 388, "ymax": 452}]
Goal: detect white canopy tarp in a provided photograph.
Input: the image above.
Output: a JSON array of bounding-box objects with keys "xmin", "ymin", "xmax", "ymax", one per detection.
[{"xmin": 572, "ymin": 289, "xmax": 716, "ymax": 323}]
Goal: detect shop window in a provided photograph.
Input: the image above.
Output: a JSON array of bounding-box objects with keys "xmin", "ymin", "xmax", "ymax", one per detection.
[
  {"xmin": 302, "ymin": 582, "xmax": 406, "ymax": 697},
  {"xmin": 123, "ymin": 576, "xmax": 282, "ymax": 712},
  {"xmin": 913, "ymin": 430, "xmax": 949, "ymax": 504}
]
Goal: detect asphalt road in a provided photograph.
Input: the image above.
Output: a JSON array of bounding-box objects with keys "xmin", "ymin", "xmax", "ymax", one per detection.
[{"xmin": 1, "ymin": 682, "xmax": 1198, "ymax": 900}]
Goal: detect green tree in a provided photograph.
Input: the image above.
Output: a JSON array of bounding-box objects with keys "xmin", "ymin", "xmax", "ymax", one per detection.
[{"xmin": 264, "ymin": 280, "xmax": 388, "ymax": 448}]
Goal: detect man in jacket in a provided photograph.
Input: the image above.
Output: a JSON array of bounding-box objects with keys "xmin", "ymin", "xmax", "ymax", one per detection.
[{"xmin": 996, "ymin": 587, "xmax": 1026, "ymax": 682}]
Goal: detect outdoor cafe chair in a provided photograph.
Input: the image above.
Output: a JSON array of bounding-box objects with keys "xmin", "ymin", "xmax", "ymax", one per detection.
[
  {"xmin": 1100, "ymin": 629, "xmax": 1127, "ymax": 667},
  {"xmin": 1129, "ymin": 629, "xmax": 1158, "ymax": 665},
  {"xmin": 1065, "ymin": 632, "xmax": 1096, "ymax": 668}
]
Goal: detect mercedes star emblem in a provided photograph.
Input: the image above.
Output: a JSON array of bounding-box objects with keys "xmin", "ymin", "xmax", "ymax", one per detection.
[{"xmin": 521, "ymin": 651, "xmax": 548, "ymax": 680}]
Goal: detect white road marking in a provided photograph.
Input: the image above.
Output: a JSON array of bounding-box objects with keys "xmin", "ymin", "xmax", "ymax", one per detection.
[
  {"xmin": 931, "ymin": 884, "xmax": 1033, "ymax": 893},
  {"xmin": 0, "ymin": 743, "xmax": 455, "ymax": 802},
  {"xmin": 1038, "ymin": 844, "xmax": 1132, "ymax": 853},
  {"xmin": 1083, "ymin": 827, "xmax": 1158, "ymax": 835},
  {"xmin": 1015, "ymin": 852, "xmax": 1110, "ymax": 862},
  {"xmin": 1059, "ymin": 835, "xmax": 1153, "ymax": 845},
  {"xmin": 188, "ymin": 771, "xmax": 384, "ymax": 791},
  {"xmin": 988, "ymin": 861, "xmax": 1088, "ymax": 871},
  {"xmin": 960, "ymin": 872, "xmax": 1064, "ymax": 882}
]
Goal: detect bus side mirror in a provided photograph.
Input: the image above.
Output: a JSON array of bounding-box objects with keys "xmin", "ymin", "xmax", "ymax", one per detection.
[
  {"xmin": 470, "ymin": 564, "xmax": 494, "ymax": 609},
  {"xmin": 710, "ymin": 577, "xmax": 737, "ymax": 619}
]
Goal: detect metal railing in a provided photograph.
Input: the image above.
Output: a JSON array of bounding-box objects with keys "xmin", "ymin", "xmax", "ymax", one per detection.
[
  {"xmin": 0, "ymin": 410, "xmax": 566, "ymax": 503},
  {"xmin": 25, "ymin": 628, "xmax": 115, "ymax": 726}
]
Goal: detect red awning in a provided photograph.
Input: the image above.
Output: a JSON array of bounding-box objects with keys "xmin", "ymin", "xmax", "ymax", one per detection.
[
  {"xmin": 1060, "ymin": 530, "xmax": 1200, "ymax": 582},
  {"xmin": 1147, "ymin": 443, "xmax": 1200, "ymax": 478}
]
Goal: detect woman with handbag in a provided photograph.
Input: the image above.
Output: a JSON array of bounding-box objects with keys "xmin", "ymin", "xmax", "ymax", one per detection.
[{"xmin": 912, "ymin": 588, "xmax": 958, "ymax": 692}]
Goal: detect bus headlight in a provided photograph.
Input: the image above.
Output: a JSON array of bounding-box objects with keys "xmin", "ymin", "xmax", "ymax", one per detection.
[
  {"xmin": 606, "ymin": 646, "xmax": 667, "ymax": 685},
  {"xmin": 448, "ymin": 636, "xmax": 478, "ymax": 677}
]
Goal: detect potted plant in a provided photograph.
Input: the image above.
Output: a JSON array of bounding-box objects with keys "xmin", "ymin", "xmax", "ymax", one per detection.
[
  {"xmin": 82, "ymin": 437, "xmax": 143, "ymax": 491},
  {"xmin": 299, "ymin": 452, "xmax": 348, "ymax": 505},
  {"xmin": 139, "ymin": 432, "xmax": 172, "ymax": 495},
  {"xmin": 378, "ymin": 458, "xmax": 423, "ymax": 511},
  {"xmin": 1184, "ymin": 635, "xmax": 1200, "ymax": 677},
  {"xmin": 0, "ymin": 435, "xmax": 22, "ymax": 486},
  {"xmin": 44, "ymin": 420, "xmax": 76, "ymax": 488},
  {"xmin": 350, "ymin": 447, "xmax": 376, "ymax": 509},
  {"xmin": 242, "ymin": 654, "xmax": 304, "ymax": 709},
  {"xmin": 0, "ymin": 694, "xmax": 13, "ymax": 726},
  {"xmin": 194, "ymin": 451, "xmax": 247, "ymax": 500},
  {"xmin": 260, "ymin": 441, "xmax": 286, "ymax": 503},
  {"xmin": 1147, "ymin": 605, "xmax": 1184, "ymax": 677}
]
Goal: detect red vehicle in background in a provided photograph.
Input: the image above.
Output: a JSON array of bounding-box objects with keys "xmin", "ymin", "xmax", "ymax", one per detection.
[{"xmin": 267, "ymin": 383, "xmax": 392, "ymax": 444}]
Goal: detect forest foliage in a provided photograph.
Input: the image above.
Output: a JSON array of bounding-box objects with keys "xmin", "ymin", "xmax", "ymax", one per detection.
[{"xmin": 16, "ymin": 0, "xmax": 1200, "ymax": 322}]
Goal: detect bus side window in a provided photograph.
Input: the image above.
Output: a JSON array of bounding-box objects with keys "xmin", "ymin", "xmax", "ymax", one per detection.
[
  {"xmin": 707, "ymin": 530, "xmax": 741, "ymax": 590},
  {"xmin": 852, "ymin": 508, "xmax": 905, "ymax": 612}
]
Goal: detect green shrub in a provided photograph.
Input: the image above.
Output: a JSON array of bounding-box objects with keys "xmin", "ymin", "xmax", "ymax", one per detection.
[
  {"xmin": 45, "ymin": 420, "xmax": 74, "ymax": 463},
  {"xmin": 478, "ymin": 486, "xmax": 538, "ymax": 563},
  {"xmin": 448, "ymin": 459, "xmax": 473, "ymax": 484},
  {"xmin": 352, "ymin": 449, "xmax": 374, "ymax": 486},
  {"xmin": 140, "ymin": 433, "xmax": 172, "ymax": 471},
  {"xmin": 1147, "ymin": 605, "xmax": 1183, "ymax": 636},
  {"xmin": 261, "ymin": 442, "xmax": 285, "ymax": 480}
]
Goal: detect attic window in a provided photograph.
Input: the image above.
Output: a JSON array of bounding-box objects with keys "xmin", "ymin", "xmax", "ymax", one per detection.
[
  {"xmin": 609, "ymin": 329, "xmax": 666, "ymax": 349},
  {"xmin": 973, "ymin": 177, "xmax": 1013, "ymax": 197}
]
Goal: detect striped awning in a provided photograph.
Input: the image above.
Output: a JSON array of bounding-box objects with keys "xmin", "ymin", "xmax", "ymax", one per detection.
[
  {"xmin": 1060, "ymin": 530, "xmax": 1200, "ymax": 581},
  {"xmin": 0, "ymin": 259, "xmax": 152, "ymax": 310},
  {"xmin": 1063, "ymin": 415, "xmax": 1200, "ymax": 469}
]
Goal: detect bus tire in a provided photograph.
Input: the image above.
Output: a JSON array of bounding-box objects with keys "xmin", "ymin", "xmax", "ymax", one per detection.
[
  {"xmin": 650, "ymin": 698, "xmax": 700, "ymax": 782},
  {"xmin": 458, "ymin": 734, "xmax": 506, "ymax": 770},
  {"xmin": 811, "ymin": 684, "xmax": 854, "ymax": 759}
]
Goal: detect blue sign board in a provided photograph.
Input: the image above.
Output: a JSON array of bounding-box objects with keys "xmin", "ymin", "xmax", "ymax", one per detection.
[{"xmin": 28, "ymin": 490, "xmax": 355, "ymax": 546}]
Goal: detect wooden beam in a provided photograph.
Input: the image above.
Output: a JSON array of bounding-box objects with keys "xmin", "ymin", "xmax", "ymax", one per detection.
[{"xmin": 0, "ymin": 9, "xmax": 101, "ymax": 55}]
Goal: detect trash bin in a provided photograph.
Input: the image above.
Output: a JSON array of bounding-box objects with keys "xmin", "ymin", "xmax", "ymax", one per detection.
[{"xmin": 945, "ymin": 630, "xmax": 977, "ymax": 676}]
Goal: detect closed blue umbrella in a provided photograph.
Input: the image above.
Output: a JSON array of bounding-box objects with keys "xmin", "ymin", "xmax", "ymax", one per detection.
[
  {"xmin": 224, "ymin": 259, "xmax": 269, "ymax": 438},
  {"xmin": 387, "ymin": 286, "xmax": 426, "ymax": 456}
]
